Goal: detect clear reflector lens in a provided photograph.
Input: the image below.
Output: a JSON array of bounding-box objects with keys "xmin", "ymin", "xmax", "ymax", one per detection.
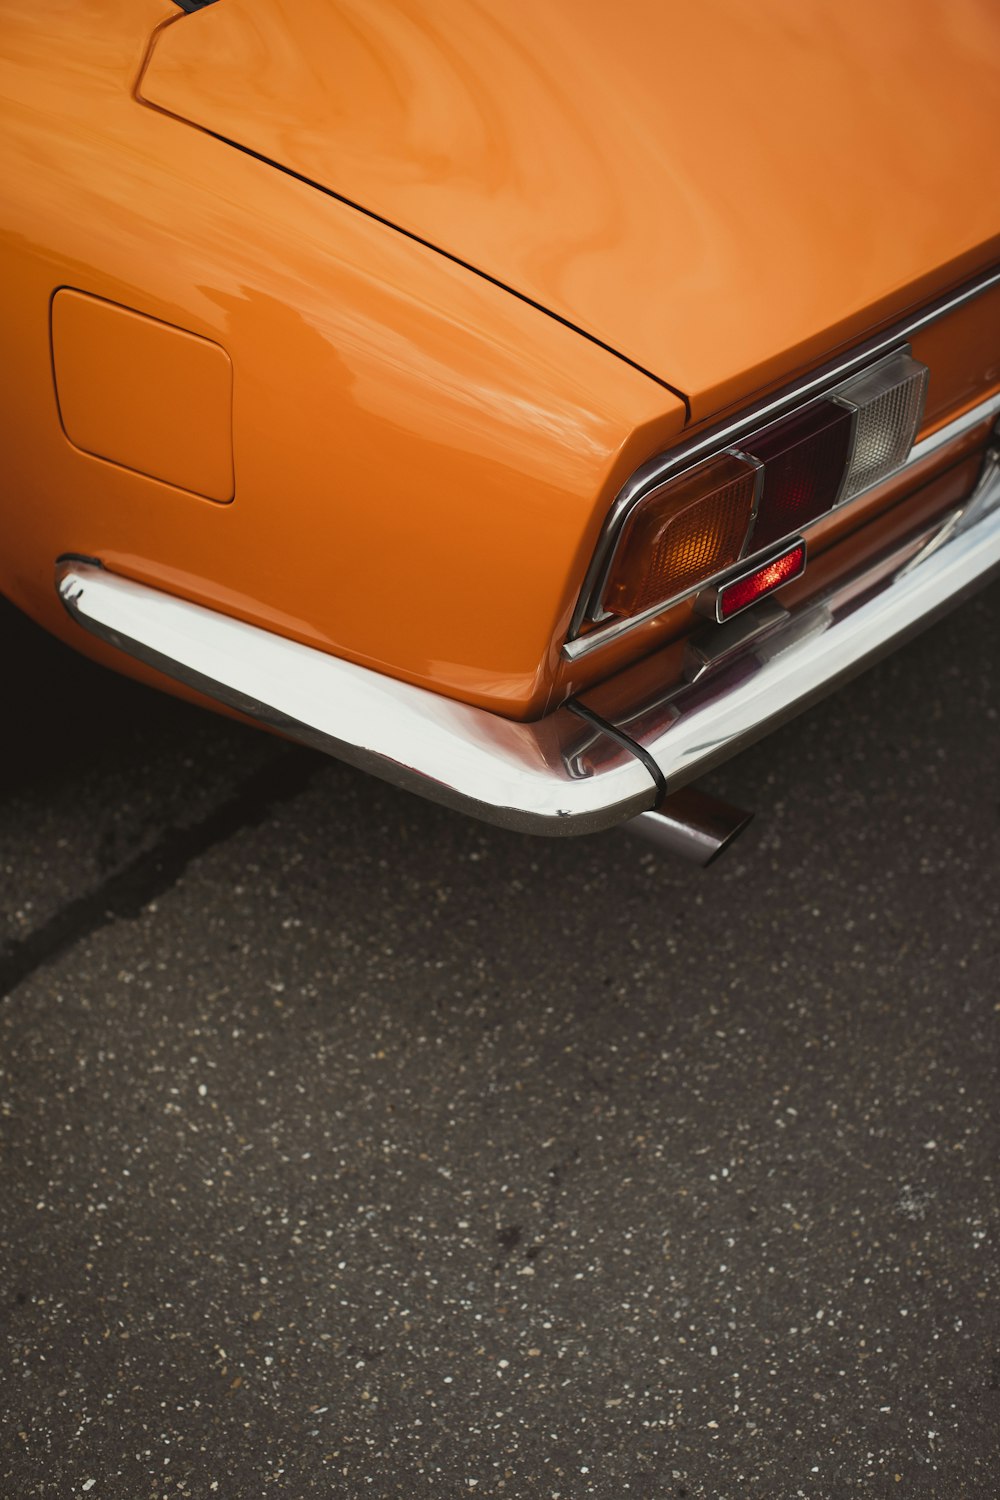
[
  {"xmin": 601, "ymin": 452, "xmax": 757, "ymax": 617},
  {"xmin": 834, "ymin": 351, "xmax": 928, "ymax": 501}
]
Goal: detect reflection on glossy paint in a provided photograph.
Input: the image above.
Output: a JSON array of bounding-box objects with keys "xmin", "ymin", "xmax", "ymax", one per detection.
[
  {"xmin": 142, "ymin": 0, "xmax": 1000, "ymax": 418},
  {"xmin": 0, "ymin": 0, "xmax": 683, "ymax": 717},
  {"xmin": 2, "ymin": 0, "xmax": 997, "ymax": 724}
]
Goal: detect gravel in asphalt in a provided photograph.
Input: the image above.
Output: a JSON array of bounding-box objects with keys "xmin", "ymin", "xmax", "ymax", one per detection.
[{"xmin": 1, "ymin": 588, "xmax": 998, "ymax": 1498}]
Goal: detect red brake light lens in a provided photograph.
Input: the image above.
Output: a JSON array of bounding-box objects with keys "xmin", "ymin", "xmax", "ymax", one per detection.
[
  {"xmin": 741, "ymin": 401, "xmax": 854, "ymax": 550},
  {"xmin": 715, "ymin": 540, "xmax": 806, "ymax": 621}
]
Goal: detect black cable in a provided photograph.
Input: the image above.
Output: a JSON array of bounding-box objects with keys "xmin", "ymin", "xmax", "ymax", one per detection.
[{"xmin": 567, "ymin": 700, "xmax": 667, "ymax": 807}]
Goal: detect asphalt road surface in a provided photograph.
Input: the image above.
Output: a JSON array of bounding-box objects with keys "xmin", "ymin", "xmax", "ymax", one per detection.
[{"xmin": 1, "ymin": 585, "xmax": 998, "ymax": 1499}]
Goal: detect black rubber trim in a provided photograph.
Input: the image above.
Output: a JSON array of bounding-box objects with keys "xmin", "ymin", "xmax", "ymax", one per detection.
[
  {"xmin": 172, "ymin": 0, "xmax": 220, "ymax": 12},
  {"xmin": 568, "ymin": 700, "xmax": 667, "ymax": 807}
]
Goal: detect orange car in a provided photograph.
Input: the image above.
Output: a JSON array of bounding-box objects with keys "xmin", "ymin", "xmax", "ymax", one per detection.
[{"xmin": 3, "ymin": 0, "xmax": 999, "ymax": 861}]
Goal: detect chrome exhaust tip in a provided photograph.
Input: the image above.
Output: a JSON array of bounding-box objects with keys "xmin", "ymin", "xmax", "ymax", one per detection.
[{"xmin": 625, "ymin": 786, "xmax": 753, "ymax": 867}]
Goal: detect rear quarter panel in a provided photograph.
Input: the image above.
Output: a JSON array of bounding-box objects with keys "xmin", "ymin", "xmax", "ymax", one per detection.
[{"xmin": 0, "ymin": 0, "xmax": 684, "ymax": 718}]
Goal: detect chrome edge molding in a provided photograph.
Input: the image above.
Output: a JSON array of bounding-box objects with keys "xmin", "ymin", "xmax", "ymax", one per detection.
[
  {"xmin": 55, "ymin": 561, "xmax": 659, "ymax": 837},
  {"xmin": 907, "ymin": 389, "xmax": 1000, "ymax": 466},
  {"xmin": 566, "ymin": 262, "xmax": 1000, "ymax": 654},
  {"xmin": 56, "ymin": 438, "xmax": 1000, "ymax": 840}
]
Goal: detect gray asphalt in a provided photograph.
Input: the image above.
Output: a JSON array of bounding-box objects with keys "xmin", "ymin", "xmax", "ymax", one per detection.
[{"xmin": 1, "ymin": 585, "xmax": 998, "ymax": 1499}]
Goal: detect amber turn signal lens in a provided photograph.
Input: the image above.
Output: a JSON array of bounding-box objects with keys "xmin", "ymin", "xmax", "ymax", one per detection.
[{"xmin": 601, "ymin": 453, "xmax": 757, "ymax": 617}]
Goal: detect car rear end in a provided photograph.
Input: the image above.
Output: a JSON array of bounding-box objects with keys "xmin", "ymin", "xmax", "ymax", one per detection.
[{"xmin": 5, "ymin": 0, "xmax": 998, "ymax": 851}]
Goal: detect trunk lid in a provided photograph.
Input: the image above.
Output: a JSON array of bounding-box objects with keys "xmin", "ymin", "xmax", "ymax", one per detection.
[{"xmin": 142, "ymin": 0, "xmax": 1000, "ymax": 419}]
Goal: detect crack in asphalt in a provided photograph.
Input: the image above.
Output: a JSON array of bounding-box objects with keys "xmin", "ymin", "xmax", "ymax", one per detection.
[{"xmin": 0, "ymin": 750, "xmax": 322, "ymax": 1000}]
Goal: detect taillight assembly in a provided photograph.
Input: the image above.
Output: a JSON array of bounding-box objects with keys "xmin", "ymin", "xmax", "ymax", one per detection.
[{"xmin": 591, "ymin": 348, "xmax": 927, "ymax": 626}]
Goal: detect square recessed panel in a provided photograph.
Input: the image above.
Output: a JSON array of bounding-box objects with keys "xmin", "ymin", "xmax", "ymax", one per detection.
[{"xmin": 51, "ymin": 289, "xmax": 234, "ymax": 502}]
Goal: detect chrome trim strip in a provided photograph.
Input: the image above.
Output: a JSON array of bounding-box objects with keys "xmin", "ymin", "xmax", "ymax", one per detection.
[
  {"xmin": 55, "ymin": 562, "xmax": 659, "ymax": 837},
  {"xmin": 564, "ymin": 383, "xmax": 1000, "ymax": 661},
  {"xmin": 55, "ymin": 439, "xmax": 1000, "ymax": 840},
  {"xmin": 567, "ymin": 263, "xmax": 1000, "ymax": 648},
  {"xmin": 601, "ymin": 441, "xmax": 1000, "ymax": 792},
  {"xmin": 908, "ymin": 388, "xmax": 1000, "ymax": 465},
  {"xmin": 728, "ymin": 447, "xmax": 766, "ymax": 558}
]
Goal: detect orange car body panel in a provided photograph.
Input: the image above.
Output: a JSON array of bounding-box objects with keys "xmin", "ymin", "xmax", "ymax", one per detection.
[
  {"xmin": 52, "ymin": 288, "xmax": 235, "ymax": 503},
  {"xmin": 0, "ymin": 0, "xmax": 683, "ymax": 718},
  {"xmin": 0, "ymin": 0, "xmax": 998, "ymax": 724},
  {"xmin": 916, "ymin": 279, "xmax": 1000, "ymax": 432},
  {"xmin": 142, "ymin": 0, "xmax": 1000, "ymax": 419}
]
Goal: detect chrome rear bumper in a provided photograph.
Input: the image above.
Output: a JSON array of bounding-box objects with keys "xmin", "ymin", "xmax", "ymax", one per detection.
[{"xmin": 58, "ymin": 444, "xmax": 1000, "ymax": 836}]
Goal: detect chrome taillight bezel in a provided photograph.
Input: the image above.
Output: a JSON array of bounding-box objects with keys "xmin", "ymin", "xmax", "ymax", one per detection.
[
  {"xmin": 577, "ymin": 347, "xmax": 927, "ymax": 641},
  {"xmin": 561, "ymin": 268, "xmax": 1000, "ymax": 664}
]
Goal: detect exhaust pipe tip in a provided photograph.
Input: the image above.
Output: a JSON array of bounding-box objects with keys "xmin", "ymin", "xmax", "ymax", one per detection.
[{"xmin": 625, "ymin": 786, "xmax": 753, "ymax": 867}]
